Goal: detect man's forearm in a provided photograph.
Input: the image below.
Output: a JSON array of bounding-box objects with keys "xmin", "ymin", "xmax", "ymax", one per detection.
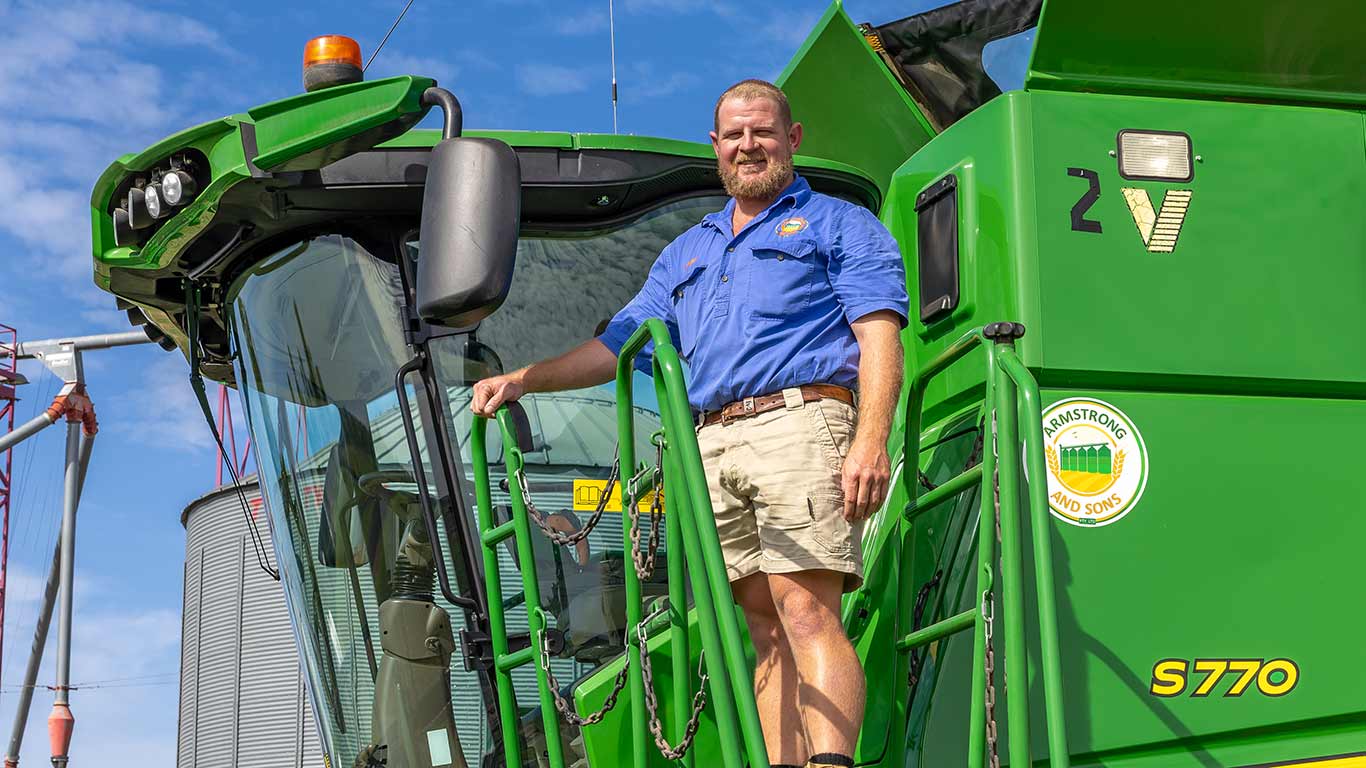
[
  {"xmin": 516, "ymin": 337, "xmax": 619, "ymax": 394},
  {"xmin": 851, "ymin": 315, "xmax": 904, "ymax": 446}
]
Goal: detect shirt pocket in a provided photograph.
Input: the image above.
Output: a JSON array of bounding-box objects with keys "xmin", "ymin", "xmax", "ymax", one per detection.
[
  {"xmin": 668, "ymin": 262, "xmax": 708, "ymax": 357},
  {"xmin": 748, "ymin": 238, "xmax": 817, "ymax": 319}
]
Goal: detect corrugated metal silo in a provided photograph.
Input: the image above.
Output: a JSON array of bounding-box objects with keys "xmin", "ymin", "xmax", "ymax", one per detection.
[{"xmin": 179, "ymin": 479, "xmax": 323, "ymax": 768}]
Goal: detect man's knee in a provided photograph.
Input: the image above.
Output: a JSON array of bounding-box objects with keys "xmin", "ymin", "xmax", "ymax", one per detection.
[
  {"xmin": 770, "ymin": 571, "xmax": 843, "ymax": 642},
  {"xmin": 733, "ymin": 574, "xmax": 787, "ymax": 655}
]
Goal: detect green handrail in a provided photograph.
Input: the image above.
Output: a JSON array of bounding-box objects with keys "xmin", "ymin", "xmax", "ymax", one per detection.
[
  {"xmin": 618, "ymin": 317, "xmax": 770, "ymax": 768},
  {"xmin": 896, "ymin": 324, "xmax": 1071, "ymax": 768},
  {"xmin": 468, "ymin": 316, "xmax": 771, "ymax": 768}
]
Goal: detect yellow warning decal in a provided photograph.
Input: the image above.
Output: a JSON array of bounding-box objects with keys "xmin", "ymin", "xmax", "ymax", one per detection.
[
  {"xmin": 572, "ymin": 479, "xmax": 662, "ymax": 513},
  {"xmin": 1236, "ymin": 754, "xmax": 1366, "ymax": 768}
]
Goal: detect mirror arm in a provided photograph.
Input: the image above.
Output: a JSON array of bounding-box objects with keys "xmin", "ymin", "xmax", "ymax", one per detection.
[
  {"xmin": 395, "ymin": 355, "xmax": 478, "ymax": 611},
  {"xmin": 421, "ymin": 87, "xmax": 464, "ymax": 140}
]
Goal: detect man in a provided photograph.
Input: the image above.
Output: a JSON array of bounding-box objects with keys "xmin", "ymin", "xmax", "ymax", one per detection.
[{"xmin": 472, "ymin": 79, "xmax": 906, "ymax": 768}]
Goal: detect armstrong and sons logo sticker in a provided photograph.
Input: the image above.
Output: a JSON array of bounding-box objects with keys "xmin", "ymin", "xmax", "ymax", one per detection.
[{"xmin": 1041, "ymin": 398, "xmax": 1148, "ymax": 527}]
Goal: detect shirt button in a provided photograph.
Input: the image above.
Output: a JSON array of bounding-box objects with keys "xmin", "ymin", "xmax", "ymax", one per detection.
[
  {"xmin": 675, "ymin": 290, "xmax": 683, "ymax": 298},
  {"xmin": 726, "ymin": 247, "xmax": 735, "ymax": 253},
  {"xmin": 776, "ymin": 254, "xmax": 785, "ymax": 261},
  {"xmin": 721, "ymin": 275, "xmax": 729, "ymax": 282}
]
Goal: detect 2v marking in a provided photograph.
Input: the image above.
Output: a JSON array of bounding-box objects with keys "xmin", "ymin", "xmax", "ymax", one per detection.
[{"xmin": 1067, "ymin": 167, "xmax": 1103, "ymax": 234}]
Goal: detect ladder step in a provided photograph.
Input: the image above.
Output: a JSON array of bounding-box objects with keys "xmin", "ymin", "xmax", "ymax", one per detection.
[
  {"xmin": 482, "ymin": 519, "xmax": 516, "ymax": 547},
  {"xmin": 496, "ymin": 645, "xmax": 535, "ymax": 672},
  {"xmin": 904, "ymin": 464, "xmax": 983, "ymax": 521},
  {"xmin": 895, "ymin": 608, "xmax": 976, "ymax": 652}
]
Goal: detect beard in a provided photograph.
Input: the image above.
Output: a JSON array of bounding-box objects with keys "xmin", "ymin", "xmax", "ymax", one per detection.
[{"xmin": 719, "ymin": 150, "xmax": 793, "ymax": 202}]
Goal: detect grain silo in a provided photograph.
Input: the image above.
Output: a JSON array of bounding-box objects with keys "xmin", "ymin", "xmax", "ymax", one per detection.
[
  {"xmin": 179, "ymin": 477, "xmax": 324, "ymax": 767},
  {"xmin": 177, "ymin": 386, "xmax": 664, "ymax": 766}
]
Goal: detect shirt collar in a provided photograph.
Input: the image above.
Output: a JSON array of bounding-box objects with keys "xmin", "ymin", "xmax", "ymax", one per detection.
[{"xmin": 702, "ymin": 174, "xmax": 811, "ymax": 233}]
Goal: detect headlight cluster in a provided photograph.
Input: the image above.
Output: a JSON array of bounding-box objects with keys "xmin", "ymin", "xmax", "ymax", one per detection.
[{"xmin": 112, "ymin": 163, "xmax": 200, "ymax": 247}]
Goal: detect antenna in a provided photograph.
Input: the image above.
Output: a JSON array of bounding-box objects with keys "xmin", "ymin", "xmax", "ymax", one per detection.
[
  {"xmin": 365, "ymin": 0, "xmax": 417, "ymax": 73},
  {"xmin": 609, "ymin": 0, "xmax": 619, "ymax": 133}
]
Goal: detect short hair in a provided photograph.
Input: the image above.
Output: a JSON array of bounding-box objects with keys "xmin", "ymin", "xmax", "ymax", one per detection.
[{"xmin": 713, "ymin": 79, "xmax": 793, "ymax": 132}]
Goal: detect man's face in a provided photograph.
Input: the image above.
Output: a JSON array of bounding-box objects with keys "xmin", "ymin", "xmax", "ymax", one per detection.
[{"xmin": 710, "ymin": 96, "xmax": 803, "ymax": 202}]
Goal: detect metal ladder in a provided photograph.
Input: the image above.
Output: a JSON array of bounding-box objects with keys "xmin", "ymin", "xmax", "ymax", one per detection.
[
  {"xmin": 896, "ymin": 322, "xmax": 1071, "ymax": 768},
  {"xmin": 469, "ymin": 318, "xmax": 769, "ymax": 768}
]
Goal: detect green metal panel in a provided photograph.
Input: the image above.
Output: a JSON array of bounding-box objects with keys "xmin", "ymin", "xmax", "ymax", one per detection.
[
  {"xmin": 777, "ymin": 1, "xmax": 936, "ymax": 195},
  {"xmin": 1029, "ymin": 90, "xmax": 1366, "ymax": 392},
  {"xmin": 246, "ymin": 75, "xmax": 434, "ymax": 171},
  {"xmin": 1025, "ymin": 387, "xmax": 1366, "ymax": 764},
  {"xmin": 1027, "ymin": 0, "xmax": 1366, "ymax": 108}
]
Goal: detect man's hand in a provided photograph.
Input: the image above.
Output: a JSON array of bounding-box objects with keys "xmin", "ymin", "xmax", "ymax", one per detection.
[
  {"xmin": 471, "ymin": 373, "xmax": 525, "ymax": 418},
  {"xmin": 841, "ymin": 435, "xmax": 891, "ymax": 521}
]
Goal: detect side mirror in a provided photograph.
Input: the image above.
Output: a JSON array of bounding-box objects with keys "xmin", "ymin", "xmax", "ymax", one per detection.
[{"xmin": 416, "ymin": 136, "xmax": 521, "ymax": 326}]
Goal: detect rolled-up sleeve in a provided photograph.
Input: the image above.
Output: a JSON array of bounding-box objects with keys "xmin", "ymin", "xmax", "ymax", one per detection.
[
  {"xmin": 828, "ymin": 205, "xmax": 909, "ymax": 327},
  {"xmin": 596, "ymin": 247, "xmax": 680, "ymax": 373}
]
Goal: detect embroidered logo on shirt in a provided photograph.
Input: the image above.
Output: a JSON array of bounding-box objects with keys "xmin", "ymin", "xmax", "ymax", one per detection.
[
  {"xmin": 684, "ymin": 257, "xmax": 699, "ymax": 268},
  {"xmin": 775, "ymin": 217, "xmax": 808, "ymax": 237}
]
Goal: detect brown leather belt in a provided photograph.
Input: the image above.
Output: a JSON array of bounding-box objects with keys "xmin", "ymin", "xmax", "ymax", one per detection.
[{"xmin": 699, "ymin": 384, "xmax": 855, "ymax": 427}]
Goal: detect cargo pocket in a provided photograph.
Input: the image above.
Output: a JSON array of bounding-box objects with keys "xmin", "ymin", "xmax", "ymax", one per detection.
[{"xmin": 808, "ymin": 495, "xmax": 852, "ymax": 555}]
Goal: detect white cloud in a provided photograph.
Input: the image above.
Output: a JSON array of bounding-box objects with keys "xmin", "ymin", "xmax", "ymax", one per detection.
[
  {"xmin": 366, "ymin": 52, "xmax": 460, "ymax": 86},
  {"xmin": 0, "ymin": 597, "xmax": 181, "ymax": 768},
  {"xmin": 0, "ymin": 1, "xmax": 235, "ymax": 286},
  {"xmin": 104, "ymin": 354, "xmax": 218, "ymax": 453},
  {"xmin": 517, "ymin": 63, "xmax": 592, "ymax": 96},
  {"xmin": 622, "ymin": 0, "xmax": 739, "ymax": 18},
  {"xmin": 553, "ymin": 8, "xmax": 609, "ymax": 36},
  {"xmin": 624, "ymin": 63, "xmax": 703, "ymax": 100}
]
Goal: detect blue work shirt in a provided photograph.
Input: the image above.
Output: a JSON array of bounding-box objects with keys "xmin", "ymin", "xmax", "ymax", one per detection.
[{"xmin": 598, "ymin": 175, "xmax": 908, "ymax": 412}]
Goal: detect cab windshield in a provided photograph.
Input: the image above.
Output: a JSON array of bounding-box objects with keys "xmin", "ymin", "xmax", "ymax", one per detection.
[{"xmin": 228, "ymin": 195, "xmax": 725, "ymax": 767}]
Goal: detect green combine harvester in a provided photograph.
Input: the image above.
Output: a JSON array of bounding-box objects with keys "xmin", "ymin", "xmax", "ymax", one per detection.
[{"xmin": 88, "ymin": 1, "xmax": 1366, "ymax": 766}]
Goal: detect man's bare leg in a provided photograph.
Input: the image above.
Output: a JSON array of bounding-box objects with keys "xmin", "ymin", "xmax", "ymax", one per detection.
[
  {"xmin": 768, "ymin": 569, "xmax": 864, "ymax": 760},
  {"xmin": 733, "ymin": 572, "xmax": 808, "ymax": 765}
]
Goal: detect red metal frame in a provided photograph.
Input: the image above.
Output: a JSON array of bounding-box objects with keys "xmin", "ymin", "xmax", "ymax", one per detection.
[{"xmin": 0, "ymin": 323, "xmax": 20, "ymax": 688}]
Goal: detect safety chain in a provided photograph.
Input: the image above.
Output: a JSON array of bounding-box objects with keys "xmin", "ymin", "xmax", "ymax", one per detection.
[
  {"xmin": 983, "ymin": 411, "xmax": 1002, "ymax": 768},
  {"xmin": 635, "ymin": 607, "xmax": 709, "ymax": 760},
  {"xmin": 907, "ymin": 569, "xmax": 944, "ymax": 689},
  {"xmin": 516, "ymin": 454, "xmax": 619, "ymax": 546},
  {"xmin": 628, "ymin": 436, "xmax": 666, "ymax": 579},
  {"xmin": 537, "ymin": 624, "xmax": 630, "ymax": 726}
]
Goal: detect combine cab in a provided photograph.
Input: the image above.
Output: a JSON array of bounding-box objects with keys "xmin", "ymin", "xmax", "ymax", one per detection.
[{"xmin": 90, "ymin": 1, "xmax": 1365, "ymax": 767}]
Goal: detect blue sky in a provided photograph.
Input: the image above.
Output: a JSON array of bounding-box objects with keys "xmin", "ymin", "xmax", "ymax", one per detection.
[{"xmin": 0, "ymin": 0, "xmax": 1030, "ymax": 763}]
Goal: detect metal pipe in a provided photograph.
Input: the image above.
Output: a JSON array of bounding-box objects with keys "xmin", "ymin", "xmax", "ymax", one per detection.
[
  {"xmin": 998, "ymin": 349, "xmax": 1072, "ymax": 768},
  {"xmin": 420, "ymin": 88, "xmax": 464, "ymax": 140},
  {"xmin": 904, "ymin": 464, "xmax": 983, "ymax": 521},
  {"xmin": 468, "ymin": 419, "xmax": 522, "ymax": 768},
  {"xmin": 4, "ymin": 538, "xmax": 61, "ymax": 767},
  {"xmin": 965, "ymin": 339, "xmax": 997, "ymax": 768},
  {"xmin": 614, "ymin": 351, "xmax": 649, "ymax": 768},
  {"xmin": 49, "ymin": 424, "xmax": 90, "ymax": 767},
  {"xmin": 648, "ymin": 326, "xmax": 768, "ymax": 768},
  {"xmin": 15, "ymin": 331, "xmax": 150, "ymax": 359},
  {"xmin": 896, "ymin": 608, "xmax": 976, "ymax": 651},
  {"xmin": 663, "ymin": 444, "xmax": 693, "ymax": 768},
  {"xmin": 3, "ymin": 428, "xmax": 91, "ymax": 768},
  {"xmin": 491, "ymin": 412, "xmax": 564, "ymax": 768},
  {"xmin": 992, "ymin": 349, "xmax": 1033, "ymax": 768},
  {"xmin": 0, "ymin": 412, "xmax": 57, "ymax": 454}
]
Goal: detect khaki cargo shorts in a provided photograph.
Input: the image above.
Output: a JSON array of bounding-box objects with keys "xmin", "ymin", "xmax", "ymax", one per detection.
[{"xmin": 696, "ymin": 389, "xmax": 863, "ymax": 592}]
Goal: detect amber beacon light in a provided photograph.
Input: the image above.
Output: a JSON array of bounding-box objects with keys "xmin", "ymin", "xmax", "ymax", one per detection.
[{"xmin": 303, "ymin": 35, "xmax": 363, "ymax": 92}]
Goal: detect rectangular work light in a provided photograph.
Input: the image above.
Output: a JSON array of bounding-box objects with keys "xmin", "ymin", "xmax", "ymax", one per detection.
[{"xmin": 1117, "ymin": 130, "xmax": 1193, "ymax": 182}]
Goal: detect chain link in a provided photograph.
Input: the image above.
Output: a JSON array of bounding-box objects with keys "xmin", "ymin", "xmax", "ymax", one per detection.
[
  {"xmin": 983, "ymin": 409, "xmax": 1001, "ymax": 768},
  {"xmin": 628, "ymin": 437, "xmax": 666, "ymax": 580},
  {"xmin": 636, "ymin": 607, "xmax": 709, "ymax": 760},
  {"xmin": 536, "ymin": 624, "xmax": 630, "ymax": 727},
  {"xmin": 516, "ymin": 453, "xmax": 619, "ymax": 546}
]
